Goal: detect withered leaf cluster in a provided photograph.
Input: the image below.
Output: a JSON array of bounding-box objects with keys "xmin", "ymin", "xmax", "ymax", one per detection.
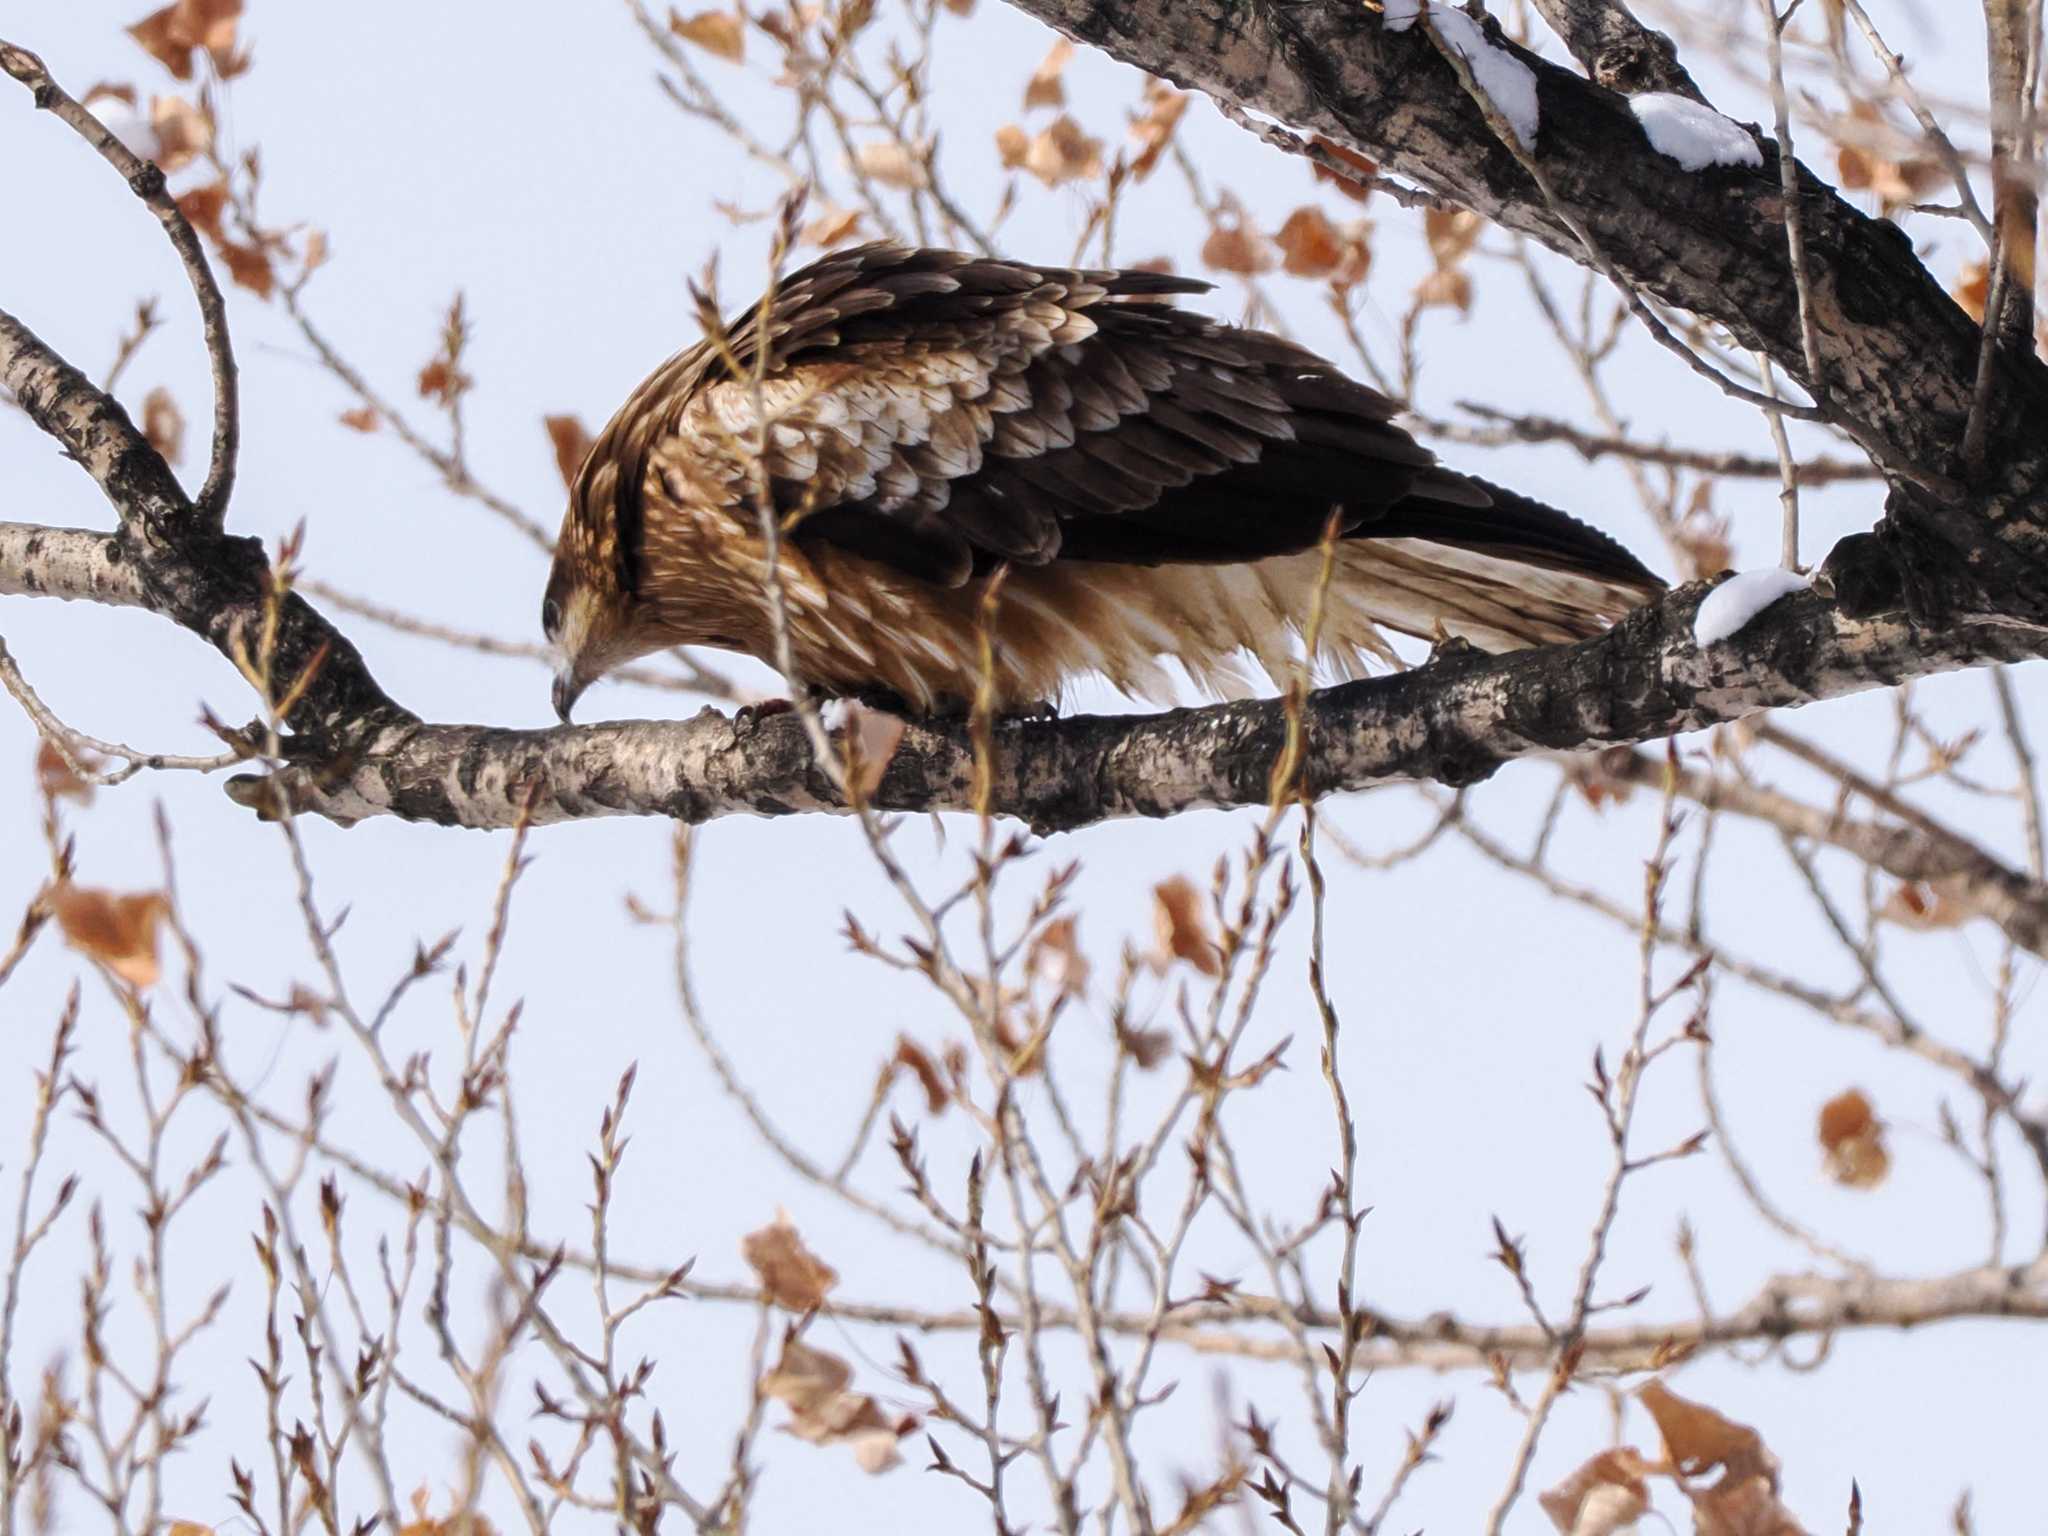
[
  {"xmin": 1414, "ymin": 207, "xmax": 1482, "ymax": 314},
  {"xmin": 127, "ymin": 0, "xmax": 247, "ymax": 81},
  {"xmin": 996, "ymin": 116, "xmax": 1104, "ymax": 187},
  {"xmin": 1199, "ymin": 199, "xmax": 1369, "ymax": 289},
  {"xmin": 760, "ymin": 1335, "xmax": 917, "ymax": 1474},
  {"xmin": 1541, "ymin": 1381, "xmax": 1811, "ymax": 1535}
]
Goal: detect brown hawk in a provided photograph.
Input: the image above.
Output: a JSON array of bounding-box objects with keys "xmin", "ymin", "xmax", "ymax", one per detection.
[{"xmin": 543, "ymin": 243, "xmax": 1662, "ymax": 720}]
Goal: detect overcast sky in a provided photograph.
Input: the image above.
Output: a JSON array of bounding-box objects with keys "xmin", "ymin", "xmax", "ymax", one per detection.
[{"xmin": 1, "ymin": 1, "xmax": 2040, "ymax": 1530}]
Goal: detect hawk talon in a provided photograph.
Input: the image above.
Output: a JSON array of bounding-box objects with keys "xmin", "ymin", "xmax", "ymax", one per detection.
[
  {"xmin": 1427, "ymin": 633, "xmax": 1484, "ymax": 666},
  {"xmin": 733, "ymin": 697, "xmax": 797, "ymax": 735}
]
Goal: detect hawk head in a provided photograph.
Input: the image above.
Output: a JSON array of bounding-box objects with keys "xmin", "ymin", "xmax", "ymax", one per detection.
[{"xmin": 543, "ymin": 447, "xmax": 639, "ymax": 723}]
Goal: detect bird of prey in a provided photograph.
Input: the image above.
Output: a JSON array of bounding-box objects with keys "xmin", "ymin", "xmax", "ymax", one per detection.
[{"xmin": 544, "ymin": 243, "xmax": 1662, "ymax": 721}]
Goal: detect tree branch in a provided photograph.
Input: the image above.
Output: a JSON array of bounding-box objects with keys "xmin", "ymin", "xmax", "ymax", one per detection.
[
  {"xmin": 1, "ymin": 42, "xmax": 239, "ymax": 528},
  {"xmin": 0, "ymin": 523, "xmax": 145, "ymax": 608},
  {"xmin": 1597, "ymin": 743, "xmax": 2048, "ymax": 956},
  {"xmin": 1527, "ymin": 0, "xmax": 1703, "ymax": 96},
  {"xmin": 193, "ymin": 585, "xmax": 2042, "ymax": 830}
]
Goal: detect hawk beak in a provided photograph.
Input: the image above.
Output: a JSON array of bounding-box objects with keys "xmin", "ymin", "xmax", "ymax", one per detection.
[{"xmin": 552, "ymin": 666, "xmax": 584, "ymax": 725}]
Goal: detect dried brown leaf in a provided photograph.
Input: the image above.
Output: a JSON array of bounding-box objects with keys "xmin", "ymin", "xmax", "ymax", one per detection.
[
  {"xmin": 35, "ymin": 740, "xmax": 97, "ymax": 803},
  {"xmin": 892, "ymin": 1036, "xmax": 949, "ymax": 1113},
  {"xmin": 1277, "ymin": 208, "xmax": 1373, "ymax": 288},
  {"xmin": 142, "ymin": 386, "xmax": 184, "ymax": 465},
  {"xmin": 1878, "ymin": 878, "xmax": 1969, "ymax": 931},
  {"xmin": 1200, "ymin": 219, "xmax": 1274, "ymax": 277},
  {"xmin": 668, "ymin": 7, "xmax": 746, "ymax": 62},
  {"xmin": 1017, "ymin": 116, "xmax": 1103, "ymax": 186},
  {"xmin": 128, "ymin": 0, "xmax": 242, "ymax": 80},
  {"xmin": 760, "ymin": 1337, "xmax": 915, "ymax": 1474},
  {"xmin": 1127, "ymin": 83, "xmax": 1188, "ymax": 181},
  {"xmin": 1411, "ymin": 266, "xmax": 1473, "ymax": 313},
  {"xmin": 1117, "ymin": 1022, "xmax": 1172, "ymax": 1069},
  {"xmin": 800, "ymin": 202, "xmax": 863, "ymax": 248},
  {"xmin": 742, "ymin": 1214, "xmax": 839, "ymax": 1310},
  {"xmin": 1696, "ymin": 1474, "xmax": 1809, "ymax": 1536},
  {"xmin": 1817, "ymin": 1088, "xmax": 1889, "ymax": 1189},
  {"xmin": 995, "ymin": 123, "xmax": 1030, "ymax": 170},
  {"xmin": 1833, "ymin": 105, "xmax": 1941, "ymax": 216},
  {"xmin": 1538, "ymin": 1448, "xmax": 1651, "ymax": 1535},
  {"xmin": 1637, "ymin": 1379, "xmax": 1779, "ymax": 1488},
  {"xmin": 543, "ymin": 414, "xmax": 593, "ymax": 492},
  {"xmin": 1027, "ymin": 914, "xmax": 1090, "ymax": 999},
  {"xmin": 338, "ymin": 406, "xmax": 380, "ymax": 433},
  {"xmin": 1954, "ymin": 258, "xmax": 1990, "ymax": 323},
  {"xmin": 218, "ymin": 240, "xmax": 274, "ymax": 299},
  {"xmin": 175, "ymin": 179, "xmax": 229, "ymax": 242},
  {"xmin": 1329, "ymin": 231, "xmax": 1372, "ymax": 290},
  {"xmin": 49, "ymin": 883, "xmax": 169, "ymax": 988},
  {"xmin": 398, "ymin": 1486, "xmax": 500, "ymax": 1536},
  {"xmin": 1675, "ymin": 483, "xmax": 1734, "ymax": 578},
  {"xmin": 1274, "ymin": 207, "xmax": 1343, "ymax": 279},
  {"xmin": 853, "ymin": 140, "xmax": 930, "ymax": 189},
  {"xmin": 1153, "ymin": 874, "xmax": 1221, "ymax": 975},
  {"xmin": 1024, "ymin": 40, "xmax": 1072, "ymax": 111},
  {"xmin": 416, "ymin": 358, "xmax": 469, "ymax": 405},
  {"xmin": 831, "ymin": 700, "xmax": 905, "ymax": 798},
  {"xmin": 1310, "ymin": 136, "xmax": 1379, "ymax": 202},
  {"xmin": 148, "ymin": 94, "xmax": 213, "ymax": 172},
  {"xmin": 1565, "ymin": 747, "xmax": 1634, "ymax": 812},
  {"xmin": 1424, "ymin": 206, "xmax": 1482, "ymax": 267}
]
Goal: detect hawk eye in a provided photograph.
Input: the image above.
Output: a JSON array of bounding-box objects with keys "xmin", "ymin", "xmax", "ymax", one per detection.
[{"xmin": 541, "ymin": 597, "xmax": 562, "ymax": 636}]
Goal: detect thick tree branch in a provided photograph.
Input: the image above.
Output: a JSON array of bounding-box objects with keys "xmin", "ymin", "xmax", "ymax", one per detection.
[
  {"xmin": 193, "ymin": 585, "xmax": 2042, "ymax": 830},
  {"xmin": 0, "ymin": 314, "xmax": 405, "ymax": 742}
]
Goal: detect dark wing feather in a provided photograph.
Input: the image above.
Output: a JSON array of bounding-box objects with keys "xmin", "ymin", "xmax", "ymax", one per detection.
[{"xmin": 632, "ymin": 243, "xmax": 1662, "ymax": 601}]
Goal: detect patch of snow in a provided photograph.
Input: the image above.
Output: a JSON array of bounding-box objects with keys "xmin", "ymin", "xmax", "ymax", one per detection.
[
  {"xmin": 1693, "ymin": 568, "xmax": 1810, "ymax": 647},
  {"xmin": 83, "ymin": 92, "xmax": 159, "ymax": 162},
  {"xmin": 1629, "ymin": 92, "xmax": 1762, "ymax": 172},
  {"xmin": 819, "ymin": 698, "xmax": 854, "ymax": 733},
  {"xmin": 1381, "ymin": 4, "xmax": 1538, "ymax": 147}
]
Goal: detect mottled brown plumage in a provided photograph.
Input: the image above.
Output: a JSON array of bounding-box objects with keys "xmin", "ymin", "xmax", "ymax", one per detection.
[{"xmin": 543, "ymin": 243, "xmax": 1662, "ymax": 719}]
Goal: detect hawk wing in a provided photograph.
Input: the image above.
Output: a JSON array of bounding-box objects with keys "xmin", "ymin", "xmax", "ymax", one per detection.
[{"xmin": 621, "ymin": 243, "xmax": 1659, "ymax": 629}]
